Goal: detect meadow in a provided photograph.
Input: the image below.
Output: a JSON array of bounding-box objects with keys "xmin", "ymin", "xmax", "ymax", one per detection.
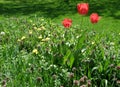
[{"xmin": 0, "ymin": 0, "xmax": 120, "ymax": 87}]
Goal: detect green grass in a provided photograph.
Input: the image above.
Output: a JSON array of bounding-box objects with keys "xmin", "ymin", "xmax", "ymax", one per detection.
[
  {"xmin": 52, "ymin": 13, "xmax": 120, "ymax": 32},
  {"xmin": 0, "ymin": 0, "xmax": 120, "ymax": 87}
]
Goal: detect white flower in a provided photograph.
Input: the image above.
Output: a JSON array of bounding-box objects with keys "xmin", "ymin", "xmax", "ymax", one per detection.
[
  {"xmin": 65, "ymin": 42, "xmax": 70, "ymax": 46},
  {"xmin": 76, "ymin": 36, "xmax": 79, "ymax": 38},
  {"xmin": 53, "ymin": 65, "xmax": 57, "ymax": 68},
  {"xmin": 0, "ymin": 32, "xmax": 5, "ymax": 35}
]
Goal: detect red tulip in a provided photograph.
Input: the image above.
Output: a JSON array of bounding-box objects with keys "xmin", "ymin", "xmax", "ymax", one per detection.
[
  {"xmin": 77, "ymin": 3, "xmax": 89, "ymax": 15},
  {"xmin": 90, "ymin": 13, "xmax": 100, "ymax": 24},
  {"xmin": 62, "ymin": 18, "xmax": 72, "ymax": 28}
]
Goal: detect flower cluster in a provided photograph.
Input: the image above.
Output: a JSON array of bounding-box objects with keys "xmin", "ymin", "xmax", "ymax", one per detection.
[{"xmin": 62, "ymin": 2, "xmax": 100, "ymax": 28}]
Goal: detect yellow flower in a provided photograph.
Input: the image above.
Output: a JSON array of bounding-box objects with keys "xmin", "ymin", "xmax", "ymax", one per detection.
[
  {"xmin": 17, "ymin": 39, "xmax": 21, "ymax": 42},
  {"xmin": 41, "ymin": 37, "xmax": 50, "ymax": 42},
  {"xmin": 21, "ymin": 36, "xmax": 26, "ymax": 40},
  {"xmin": 37, "ymin": 28, "xmax": 42, "ymax": 31},
  {"xmin": 33, "ymin": 24, "xmax": 35, "ymax": 26},
  {"xmin": 91, "ymin": 41, "xmax": 95, "ymax": 45},
  {"xmin": 32, "ymin": 49, "xmax": 38, "ymax": 54},
  {"xmin": 29, "ymin": 30, "xmax": 33, "ymax": 34},
  {"xmin": 41, "ymin": 26, "xmax": 46, "ymax": 30},
  {"xmin": 46, "ymin": 37, "xmax": 50, "ymax": 40},
  {"xmin": 38, "ymin": 36, "xmax": 42, "ymax": 39},
  {"xmin": 34, "ymin": 27, "xmax": 37, "ymax": 30}
]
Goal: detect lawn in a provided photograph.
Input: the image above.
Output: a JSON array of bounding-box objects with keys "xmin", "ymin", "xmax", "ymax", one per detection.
[{"xmin": 0, "ymin": 0, "xmax": 120, "ymax": 87}]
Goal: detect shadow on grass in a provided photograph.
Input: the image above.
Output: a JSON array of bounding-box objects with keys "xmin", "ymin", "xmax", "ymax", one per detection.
[
  {"xmin": 0, "ymin": 0, "xmax": 120, "ymax": 19},
  {"xmin": 0, "ymin": 1, "xmax": 76, "ymax": 18},
  {"xmin": 89, "ymin": 0, "xmax": 120, "ymax": 19}
]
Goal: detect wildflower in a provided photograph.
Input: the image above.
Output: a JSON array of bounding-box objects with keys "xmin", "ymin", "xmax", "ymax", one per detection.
[
  {"xmin": 72, "ymin": 67, "xmax": 77, "ymax": 72},
  {"xmin": 68, "ymin": 72, "xmax": 74, "ymax": 78},
  {"xmin": 52, "ymin": 74, "xmax": 57, "ymax": 79},
  {"xmin": 33, "ymin": 24, "xmax": 35, "ymax": 26},
  {"xmin": 80, "ymin": 85, "xmax": 86, "ymax": 87},
  {"xmin": 41, "ymin": 37, "xmax": 50, "ymax": 42},
  {"xmin": 109, "ymin": 64, "xmax": 114, "ymax": 68},
  {"xmin": 21, "ymin": 36, "xmax": 26, "ymax": 40},
  {"xmin": 38, "ymin": 36, "xmax": 42, "ymax": 39},
  {"xmin": 37, "ymin": 28, "xmax": 42, "ymax": 31},
  {"xmin": 90, "ymin": 13, "xmax": 100, "ymax": 24},
  {"xmin": 40, "ymin": 42, "xmax": 44, "ymax": 45},
  {"xmin": 36, "ymin": 77, "xmax": 43, "ymax": 82},
  {"xmin": 87, "ymin": 80, "xmax": 91, "ymax": 87},
  {"xmin": 83, "ymin": 76, "xmax": 88, "ymax": 80},
  {"xmin": 73, "ymin": 80, "xmax": 79, "ymax": 86},
  {"xmin": 116, "ymin": 66, "xmax": 120, "ymax": 70},
  {"xmin": 29, "ymin": 30, "xmax": 33, "ymax": 35},
  {"xmin": 41, "ymin": 26, "xmax": 46, "ymax": 30},
  {"xmin": 34, "ymin": 27, "xmax": 37, "ymax": 30},
  {"xmin": 60, "ymin": 86, "xmax": 64, "ymax": 87},
  {"xmin": 80, "ymin": 77, "xmax": 85, "ymax": 83},
  {"xmin": 62, "ymin": 18, "xmax": 72, "ymax": 28},
  {"xmin": 17, "ymin": 39, "xmax": 21, "ymax": 42},
  {"xmin": 0, "ymin": 31, "xmax": 5, "ymax": 35},
  {"xmin": 91, "ymin": 41, "xmax": 95, "ymax": 45},
  {"xmin": 76, "ymin": 35, "xmax": 80, "ymax": 38},
  {"xmin": 77, "ymin": 3, "xmax": 89, "ymax": 15},
  {"xmin": 117, "ymin": 80, "xmax": 120, "ymax": 84},
  {"xmin": 2, "ymin": 80, "xmax": 6, "ymax": 86},
  {"xmin": 30, "ymin": 64, "xmax": 34, "ymax": 71},
  {"xmin": 32, "ymin": 49, "xmax": 38, "ymax": 54}
]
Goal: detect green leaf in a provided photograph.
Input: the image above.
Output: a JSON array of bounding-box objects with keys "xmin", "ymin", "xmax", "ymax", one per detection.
[
  {"xmin": 69, "ymin": 54, "xmax": 74, "ymax": 68},
  {"xmin": 99, "ymin": 63, "xmax": 103, "ymax": 73},
  {"xmin": 92, "ymin": 66, "xmax": 99, "ymax": 72},
  {"xmin": 63, "ymin": 50, "xmax": 75, "ymax": 68},
  {"xmin": 63, "ymin": 49, "xmax": 71, "ymax": 65}
]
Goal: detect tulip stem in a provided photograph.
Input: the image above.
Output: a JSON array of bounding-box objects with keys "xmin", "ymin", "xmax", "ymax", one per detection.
[{"xmin": 81, "ymin": 15, "xmax": 84, "ymax": 30}]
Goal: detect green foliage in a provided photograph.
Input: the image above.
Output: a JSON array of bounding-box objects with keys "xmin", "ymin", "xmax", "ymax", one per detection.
[
  {"xmin": 0, "ymin": 0, "xmax": 120, "ymax": 87},
  {"xmin": 0, "ymin": 15, "xmax": 120, "ymax": 87}
]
